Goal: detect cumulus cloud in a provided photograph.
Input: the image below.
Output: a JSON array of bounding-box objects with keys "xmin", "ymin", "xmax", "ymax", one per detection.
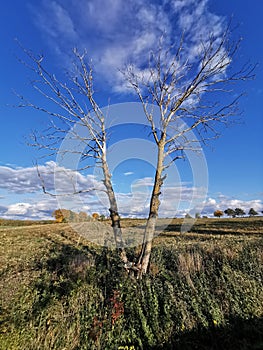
[
  {"xmin": 6, "ymin": 203, "xmax": 32, "ymax": 216},
  {"xmin": 0, "ymin": 161, "xmax": 104, "ymax": 195},
  {"xmin": 1, "ymin": 163, "xmax": 261, "ymax": 220},
  {"xmin": 107, "ymin": 178, "xmax": 207, "ymax": 218},
  {"xmin": 0, "ymin": 204, "xmax": 7, "ymax": 216},
  {"xmin": 2, "ymin": 200, "xmax": 55, "ymax": 220},
  {"xmin": 115, "ymin": 183, "xmax": 263, "ymax": 219},
  {"xmin": 0, "ymin": 162, "xmax": 108, "ymax": 219},
  {"xmin": 30, "ymin": 0, "xmax": 226, "ymax": 90},
  {"xmin": 1, "ymin": 187, "xmax": 262, "ymax": 221},
  {"xmin": 132, "ymin": 177, "xmax": 154, "ymax": 188},
  {"xmin": 0, "ymin": 164, "xmax": 42, "ymax": 193},
  {"xmin": 201, "ymin": 196, "xmax": 263, "ymax": 216},
  {"xmin": 0, "ymin": 162, "xmax": 202, "ymax": 219},
  {"xmin": 159, "ymin": 185, "xmax": 207, "ymax": 216}
]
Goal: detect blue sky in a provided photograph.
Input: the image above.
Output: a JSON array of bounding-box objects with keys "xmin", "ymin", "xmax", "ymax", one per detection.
[{"xmin": 0, "ymin": 0, "xmax": 262, "ymax": 220}]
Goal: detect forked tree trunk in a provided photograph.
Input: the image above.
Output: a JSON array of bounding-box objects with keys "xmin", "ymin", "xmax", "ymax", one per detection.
[
  {"xmin": 137, "ymin": 141, "xmax": 165, "ymax": 276},
  {"xmin": 102, "ymin": 158, "xmax": 128, "ymax": 264}
]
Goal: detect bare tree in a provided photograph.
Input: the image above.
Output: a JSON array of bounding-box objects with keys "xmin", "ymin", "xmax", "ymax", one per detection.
[
  {"xmin": 17, "ymin": 23, "xmax": 255, "ymax": 278},
  {"xmin": 124, "ymin": 25, "xmax": 255, "ymax": 276},
  {"xmin": 17, "ymin": 47, "xmax": 128, "ymax": 264}
]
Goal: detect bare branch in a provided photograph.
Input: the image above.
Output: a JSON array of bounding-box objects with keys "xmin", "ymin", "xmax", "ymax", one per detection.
[
  {"xmin": 17, "ymin": 44, "xmax": 128, "ymax": 264},
  {"xmin": 36, "ymin": 162, "xmax": 106, "ymax": 197},
  {"xmin": 123, "ymin": 23, "xmax": 256, "ymax": 275}
]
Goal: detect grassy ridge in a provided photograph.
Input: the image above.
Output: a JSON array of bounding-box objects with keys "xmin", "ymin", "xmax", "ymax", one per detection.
[
  {"xmin": 0, "ymin": 219, "xmax": 262, "ymax": 349},
  {"xmin": 0, "ymin": 218, "xmax": 54, "ymax": 226}
]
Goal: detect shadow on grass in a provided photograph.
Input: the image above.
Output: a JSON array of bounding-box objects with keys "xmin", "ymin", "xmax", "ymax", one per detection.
[
  {"xmin": 30, "ymin": 242, "xmax": 100, "ymax": 312},
  {"xmin": 30, "ymin": 239, "xmax": 128, "ymax": 314},
  {"xmin": 160, "ymin": 221, "xmax": 262, "ymax": 235},
  {"xmin": 152, "ymin": 316, "xmax": 263, "ymax": 350},
  {"xmin": 10, "ymin": 231, "xmax": 262, "ymax": 350}
]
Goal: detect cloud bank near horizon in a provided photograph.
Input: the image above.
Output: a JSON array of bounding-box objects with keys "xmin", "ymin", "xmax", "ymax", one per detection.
[{"xmin": 0, "ymin": 163, "xmax": 262, "ymax": 220}]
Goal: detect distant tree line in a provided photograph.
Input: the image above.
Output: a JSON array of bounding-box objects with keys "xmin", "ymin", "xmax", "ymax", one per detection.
[
  {"xmin": 191, "ymin": 208, "xmax": 261, "ymax": 219},
  {"xmin": 52, "ymin": 209, "xmax": 106, "ymax": 223},
  {"xmin": 55, "ymin": 208, "xmax": 263, "ymax": 222},
  {"xmin": 213, "ymin": 207, "xmax": 260, "ymax": 218}
]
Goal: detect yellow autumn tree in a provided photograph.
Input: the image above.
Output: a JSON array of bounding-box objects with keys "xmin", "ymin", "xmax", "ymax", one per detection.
[
  {"xmin": 92, "ymin": 213, "xmax": 100, "ymax": 220},
  {"xmin": 214, "ymin": 210, "xmax": 224, "ymax": 218},
  {"xmin": 52, "ymin": 209, "xmax": 65, "ymax": 223}
]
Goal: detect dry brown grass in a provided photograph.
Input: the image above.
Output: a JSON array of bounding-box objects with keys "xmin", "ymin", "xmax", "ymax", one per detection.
[{"xmin": 0, "ymin": 217, "xmax": 261, "ymax": 296}]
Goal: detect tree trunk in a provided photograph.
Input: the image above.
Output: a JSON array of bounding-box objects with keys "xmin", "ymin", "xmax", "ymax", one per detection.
[
  {"xmin": 102, "ymin": 158, "xmax": 128, "ymax": 264},
  {"xmin": 137, "ymin": 141, "xmax": 165, "ymax": 276}
]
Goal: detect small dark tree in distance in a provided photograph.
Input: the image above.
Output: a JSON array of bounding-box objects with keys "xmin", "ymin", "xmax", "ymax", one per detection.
[
  {"xmin": 248, "ymin": 208, "xmax": 258, "ymax": 216},
  {"xmin": 234, "ymin": 208, "xmax": 246, "ymax": 217},
  {"xmin": 224, "ymin": 208, "xmax": 236, "ymax": 218}
]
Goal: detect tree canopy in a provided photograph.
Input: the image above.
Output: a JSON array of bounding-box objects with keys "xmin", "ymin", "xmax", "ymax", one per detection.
[
  {"xmin": 248, "ymin": 208, "xmax": 258, "ymax": 216},
  {"xmin": 214, "ymin": 210, "xmax": 224, "ymax": 218}
]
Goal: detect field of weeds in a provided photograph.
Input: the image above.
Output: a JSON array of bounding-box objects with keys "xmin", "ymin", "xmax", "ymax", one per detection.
[{"xmin": 0, "ymin": 217, "xmax": 262, "ymax": 349}]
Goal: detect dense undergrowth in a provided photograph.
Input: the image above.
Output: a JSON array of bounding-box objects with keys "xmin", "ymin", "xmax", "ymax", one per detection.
[{"xmin": 0, "ymin": 221, "xmax": 262, "ymax": 349}]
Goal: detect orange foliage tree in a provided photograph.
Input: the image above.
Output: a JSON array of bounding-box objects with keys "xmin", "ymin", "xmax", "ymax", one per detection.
[
  {"xmin": 52, "ymin": 209, "xmax": 65, "ymax": 223},
  {"xmin": 214, "ymin": 210, "xmax": 224, "ymax": 218},
  {"xmin": 92, "ymin": 213, "xmax": 100, "ymax": 220},
  {"xmin": 52, "ymin": 209, "xmax": 89, "ymax": 222}
]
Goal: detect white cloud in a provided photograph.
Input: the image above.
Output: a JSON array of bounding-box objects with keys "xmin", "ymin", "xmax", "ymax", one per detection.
[
  {"xmin": 0, "ymin": 161, "xmax": 105, "ymax": 195},
  {"xmin": 30, "ymin": 0, "xmax": 226, "ymax": 90},
  {"xmin": 6, "ymin": 203, "xmax": 32, "ymax": 216},
  {"xmin": 171, "ymin": 0, "xmax": 197, "ymax": 12},
  {"xmin": 0, "ymin": 164, "xmax": 42, "ymax": 193},
  {"xmin": 1, "ymin": 177, "xmax": 262, "ymax": 221},
  {"xmin": 0, "ymin": 204, "xmax": 7, "ymax": 215},
  {"xmin": 0, "ymin": 162, "xmax": 108, "ymax": 219},
  {"xmin": 201, "ymin": 196, "xmax": 263, "ymax": 216},
  {"xmin": 132, "ymin": 177, "xmax": 154, "ymax": 188},
  {"xmin": 1, "ymin": 197, "xmax": 58, "ymax": 220},
  {"xmin": 1, "ymin": 162, "xmax": 262, "ymax": 220},
  {"xmin": 32, "ymin": 1, "xmax": 77, "ymax": 41}
]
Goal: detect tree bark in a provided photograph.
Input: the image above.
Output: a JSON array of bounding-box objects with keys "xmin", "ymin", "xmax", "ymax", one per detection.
[
  {"xmin": 137, "ymin": 140, "xmax": 165, "ymax": 276},
  {"xmin": 102, "ymin": 157, "xmax": 128, "ymax": 264}
]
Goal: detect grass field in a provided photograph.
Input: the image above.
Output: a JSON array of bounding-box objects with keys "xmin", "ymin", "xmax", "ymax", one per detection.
[{"xmin": 0, "ymin": 217, "xmax": 262, "ymax": 349}]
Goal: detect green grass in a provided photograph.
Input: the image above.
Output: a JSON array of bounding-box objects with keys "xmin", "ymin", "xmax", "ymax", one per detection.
[{"xmin": 0, "ymin": 218, "xmax": 262, "ymax": 349}]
